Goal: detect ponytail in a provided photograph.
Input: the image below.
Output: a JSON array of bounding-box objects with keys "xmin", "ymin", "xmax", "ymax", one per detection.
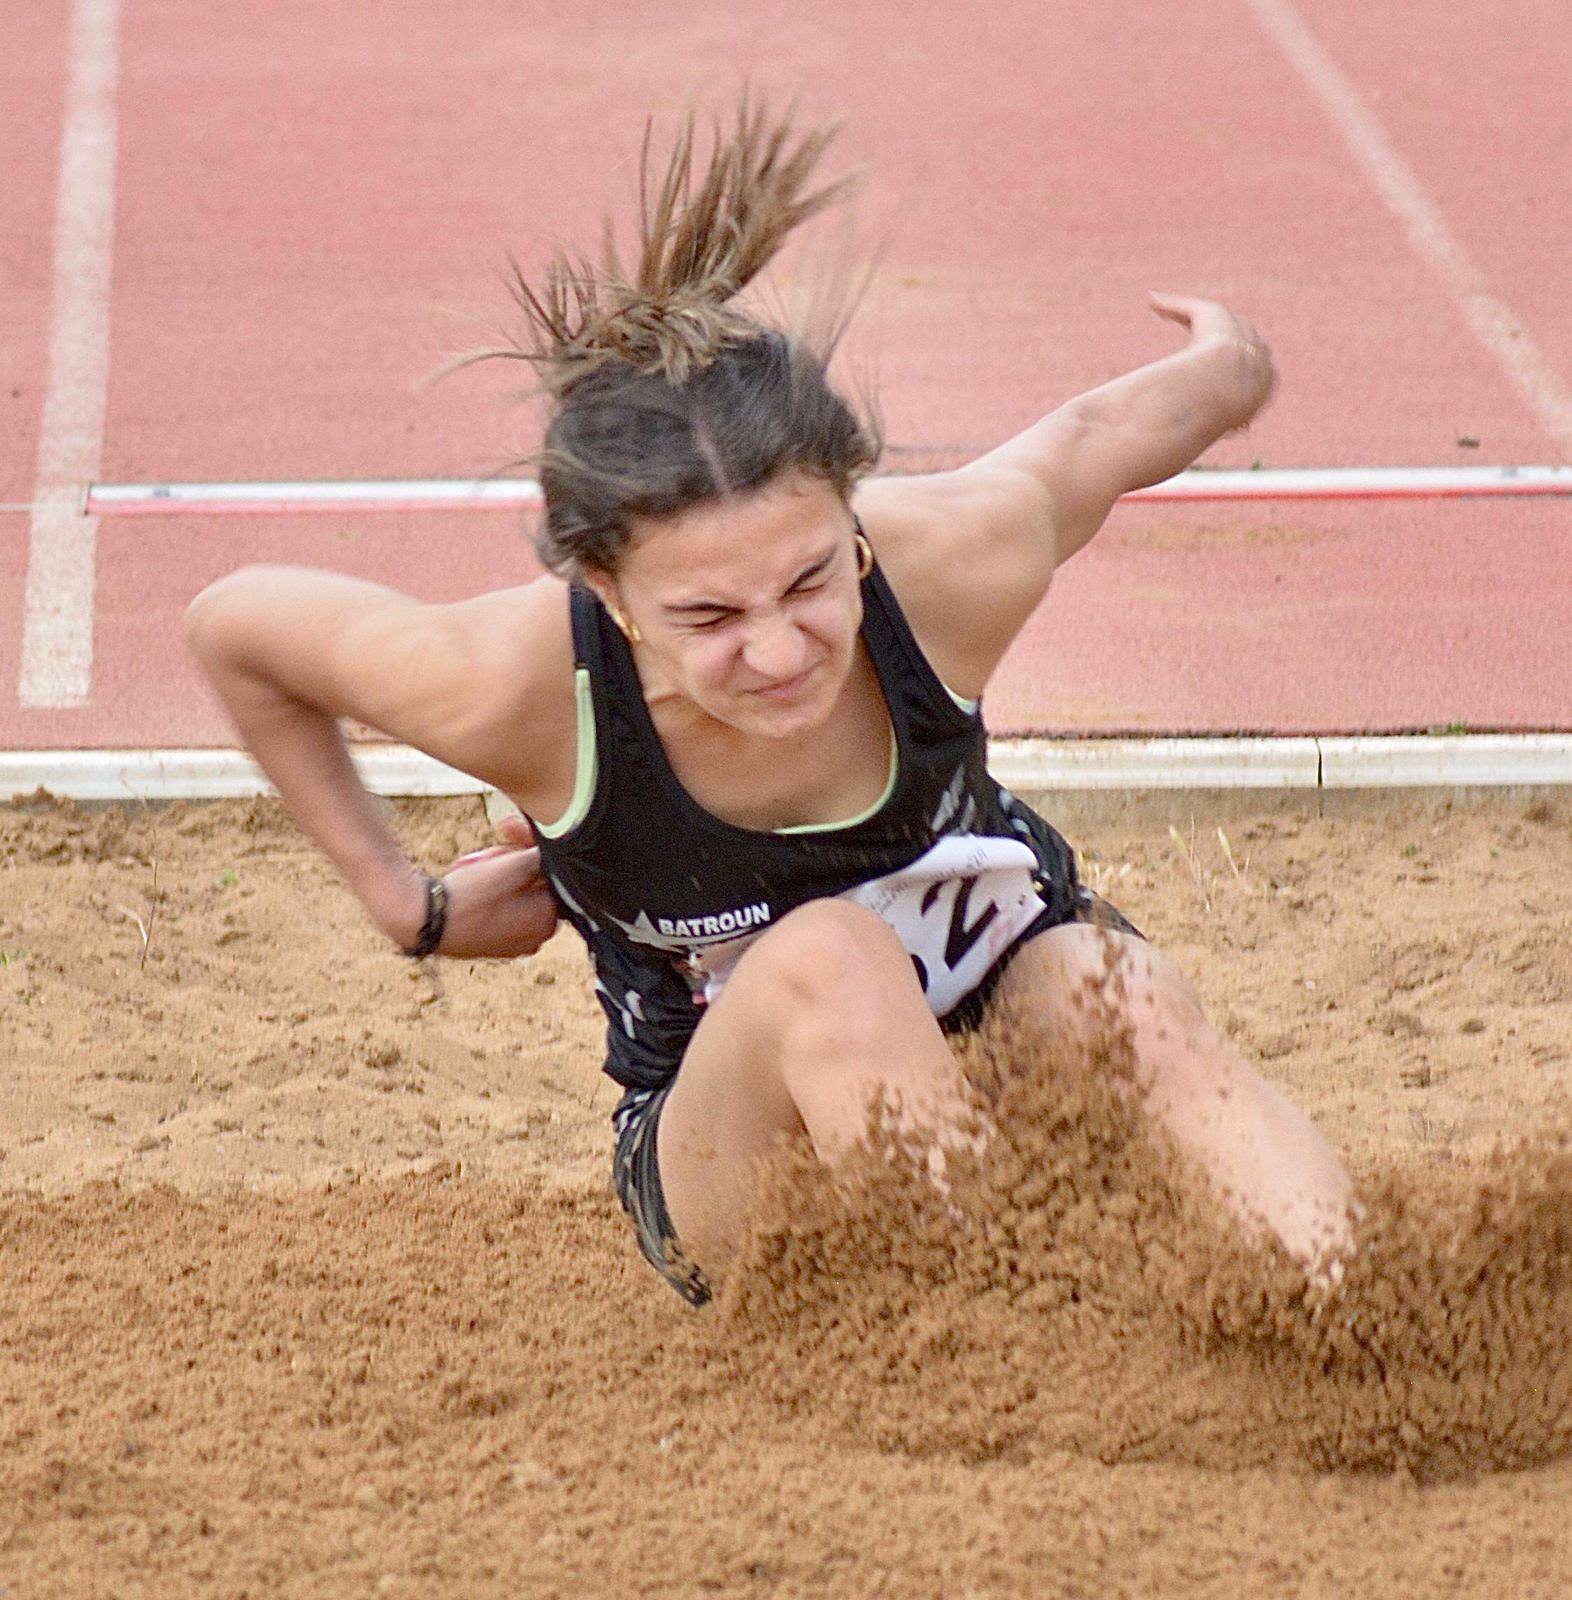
[
  {"xmin": 508, "ymin": 98, "xmax": 854, "ymax": 392},
  {"xmin": 477, "ymin": 97, "xmax": 881, "ymax": 575}
]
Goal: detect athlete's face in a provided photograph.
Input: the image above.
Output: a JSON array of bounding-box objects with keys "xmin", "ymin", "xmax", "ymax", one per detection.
[{"xmin": 594, "ymin": 470, "xmax": 864, "ymax": 739}]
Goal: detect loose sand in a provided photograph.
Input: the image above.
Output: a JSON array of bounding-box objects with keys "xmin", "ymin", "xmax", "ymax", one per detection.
[{"xmin": 2, "ymin": 787, "xmax": 1570, "ymax": 1597}]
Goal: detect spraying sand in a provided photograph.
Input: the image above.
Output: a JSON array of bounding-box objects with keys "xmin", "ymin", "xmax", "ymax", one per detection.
[{"xmin": 2, "ymin": 789, "xmax": 1569, "ymax": 1595}]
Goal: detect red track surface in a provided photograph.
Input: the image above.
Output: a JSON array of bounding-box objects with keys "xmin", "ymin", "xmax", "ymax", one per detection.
[{"xmin": 5, "ymin": 0, "xmax": 1570, "ymax": 751}]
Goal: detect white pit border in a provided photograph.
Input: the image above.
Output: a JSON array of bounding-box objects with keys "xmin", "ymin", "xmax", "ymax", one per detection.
[{"xmin": 4, "ymin": 735, "xmax": 1572, "ymax": 804}]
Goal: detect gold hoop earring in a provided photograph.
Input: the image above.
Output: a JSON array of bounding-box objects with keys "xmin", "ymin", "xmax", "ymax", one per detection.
[
  {"xmin": 608, "ymin": 602, "xmax": 641, "ymax": 644},
  {"xmin": 855, "ymin": 532, "xmax": 874, "ymax": 581}
]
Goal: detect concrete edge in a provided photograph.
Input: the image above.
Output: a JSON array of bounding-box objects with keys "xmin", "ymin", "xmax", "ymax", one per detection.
[
  {"xmin": 987, "ymin": 737, "xmax": 1320, "ymax": 790},
  {"xmin": 4, "ymin": 734, "xmax": 1572, "ymax": 803},
  {"xmin": 0, "ymin": 746, "xmax": 487, "ymax": 802}
]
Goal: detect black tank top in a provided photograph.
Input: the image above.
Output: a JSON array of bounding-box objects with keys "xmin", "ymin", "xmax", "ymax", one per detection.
[{"xmin": 531, "ymin": 559, "xmax": 1079, "ymax": 1093}]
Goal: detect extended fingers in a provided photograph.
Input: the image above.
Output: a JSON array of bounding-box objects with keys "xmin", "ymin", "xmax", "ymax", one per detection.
[
  {"xmin": 444, "ymin": 844, "xmax": 511, "ymax": 873},
  {"xmin": 1147, "ymin": 290, "xmax": 1198, "ymax": 325},
  {"xmin": 440, "ymin": 812, "xmax": 537, "ymax": 875}
]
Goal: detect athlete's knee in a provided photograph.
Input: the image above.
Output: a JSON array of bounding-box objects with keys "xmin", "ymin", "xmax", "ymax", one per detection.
[{"xmin": 744, "ymin": 898, "xmax": 920, "ymax": 1012}]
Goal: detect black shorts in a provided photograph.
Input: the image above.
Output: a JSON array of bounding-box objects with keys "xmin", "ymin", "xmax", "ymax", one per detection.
[
  {"xmin": 612, "ymin": 1083, "xmax": 712, "ymax": 1307},
  {"xmin": 610, "ymin": 885, "xmax": 1143, "ymax": 1308}
]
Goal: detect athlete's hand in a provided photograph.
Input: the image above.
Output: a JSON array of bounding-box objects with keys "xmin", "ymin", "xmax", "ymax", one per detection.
[
  {"xmin": 1146, "ymin": 290, "xmax": 1258, "ymax": 347},
  {"xmin": 1148, "ymin": 291, "xmax": 1275, "ymax": 416},
  {"xmin": 435, "ymin": 814, "xmax": 560, "ymax": 959}
]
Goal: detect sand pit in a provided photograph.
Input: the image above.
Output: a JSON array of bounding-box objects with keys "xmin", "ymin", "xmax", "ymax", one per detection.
[{"xmin": 3, "ymin": 788, "xmax": 1571, "ymax": 1596}]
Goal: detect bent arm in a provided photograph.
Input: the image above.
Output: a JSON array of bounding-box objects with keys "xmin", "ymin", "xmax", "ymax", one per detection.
[
  {"xmin": 975, "ymin": 292, "xmax": 1275, "ymax": 566},
  {"xmin": 184, "ymin": 566, "xmax": 571, "ymax": 952},
  {"xmin": 193, "ymin": 629, "xmax": 423, "ymax": 941},
  {"xmin": 857, "ymin": 294, "xmax": 1276, "ymax": 696}
]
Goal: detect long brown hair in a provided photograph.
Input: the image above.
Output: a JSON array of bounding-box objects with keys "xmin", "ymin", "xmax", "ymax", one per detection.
[{"xmin": 488, "ymin": 98, "xmax": 881, "ymax": 575}]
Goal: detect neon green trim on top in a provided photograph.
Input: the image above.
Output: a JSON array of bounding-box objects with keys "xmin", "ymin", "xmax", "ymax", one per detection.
[
  {"xmin": 946, "ymin": 684, "xmax": 979, "ymax": 715},
  {"xmin": 532, "ymin": 667, "xmax": 597, "ymax": 840},
  {"xmin": 775, "ymin": 730, "xmax": 899, "ymax": 835},
  {"xmin": 534, "ymin": 670, "xmax": 903, "ymax": 840}
]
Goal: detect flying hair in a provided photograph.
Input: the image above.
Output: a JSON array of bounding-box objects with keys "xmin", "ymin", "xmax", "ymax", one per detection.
[
  {"xmin": 502, "ymin": 97, "xmax": 857, "ymax": 393},
  {"xmin": 467, "ymin": 97, "xmax": 881, "ymax": 576}
]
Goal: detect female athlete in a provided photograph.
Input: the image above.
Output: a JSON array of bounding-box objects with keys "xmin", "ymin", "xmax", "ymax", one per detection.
[{"xmin": 185, "ymin": 103, "xmax": 1352, "ymax": 1306}]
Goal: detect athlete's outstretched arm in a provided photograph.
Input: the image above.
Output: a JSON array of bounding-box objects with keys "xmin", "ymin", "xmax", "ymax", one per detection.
[
  {"xmin": 856, "ymin": 294, "xmax": 1275, "ymax": 697},
  {"xmin": 974, "ymin": 292, "xmax": 1275, "ymax": 565}
]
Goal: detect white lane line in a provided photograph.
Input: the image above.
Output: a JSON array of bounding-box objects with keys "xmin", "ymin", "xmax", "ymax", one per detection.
[
  {"xmin": 18, "ymin": 0, "xmax": 121, "ymax": 710},
  {"xmin": 72, "ymin": 463, "xmax": 1572, "ymax": 517},
  {"xmin": 1245, "ymin": 0, "xmax": 1572, "ymax": 456},
  {"xmin": 5, "ymin": 737, "xmax": 1571, "ymax": 802}
]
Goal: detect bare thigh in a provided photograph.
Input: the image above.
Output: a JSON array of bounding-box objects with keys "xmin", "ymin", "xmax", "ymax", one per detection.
[
  {"xmin": 995, "ymin": 922, "xmax": 1352, "ymax": 1262},
  {"xmin": 994, "ymin": 921, "xmax": 1210, "ymax": 1065},
  {"xmin": 656, "ymin": 897, "xmax": 968, "ymax": 1269}
]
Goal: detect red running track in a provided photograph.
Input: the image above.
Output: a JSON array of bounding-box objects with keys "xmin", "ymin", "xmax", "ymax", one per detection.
[{"xmin": 4, "ymin": 0, "xmax": 1570, "ymax": 751}]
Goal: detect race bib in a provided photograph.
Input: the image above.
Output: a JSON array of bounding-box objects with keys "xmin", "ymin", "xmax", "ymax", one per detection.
[
  {"xmin": 614, "ymin": 833, "xmax": 1045, "ymax": 1016},
  {"xmin": 838, "ymin": 833, "xmax": 1045, "ymax": 1016}
]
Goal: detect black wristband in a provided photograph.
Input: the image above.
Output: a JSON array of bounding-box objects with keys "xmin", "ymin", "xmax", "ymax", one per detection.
[{"xmin": 404, "ymin": 875, "xmax": 449, "ymax": 960}]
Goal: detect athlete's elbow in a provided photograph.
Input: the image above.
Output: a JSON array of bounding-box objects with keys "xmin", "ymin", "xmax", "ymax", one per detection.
[
  {"xmin": 183, "ymin": 566, "xmax": 277, "ymax": 669},
  {"xmin": 1215, "ymin": 335, "xmax": 1277, "ymax": 433}
]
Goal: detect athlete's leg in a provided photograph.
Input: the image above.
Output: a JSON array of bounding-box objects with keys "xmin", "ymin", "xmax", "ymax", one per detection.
[
  {"xmin": 995, "ymin": 923, "xmax": 1353, "ymax": 1264},
  {"xmin": 657, "ymin": 898, "xmax": 968, "ymax": 1269}
]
